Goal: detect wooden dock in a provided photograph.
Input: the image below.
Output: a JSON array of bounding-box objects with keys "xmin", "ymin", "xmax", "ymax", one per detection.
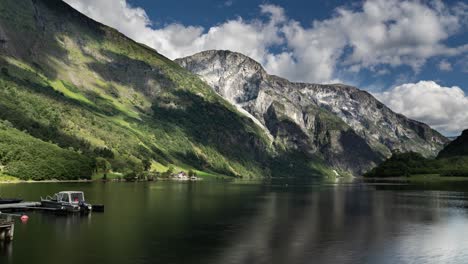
[
  {"xmin": 0, "ymin": 202, "xmax": 69, "ymax": 214},
  {"xmin": 0, "ymin": 201, "xmax": 104, "ymax": 213},
  {"xmin": 0, "ymin": 219, "xmax": 14, "ymax": 241},
  {"xmin": 0, "ymin": 202, "xmax": 41, "ymax": 211}
]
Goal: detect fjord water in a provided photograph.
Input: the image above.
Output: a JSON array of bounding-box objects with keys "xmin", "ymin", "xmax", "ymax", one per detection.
[{"xmin": 2, "ymin": 181, "xmax": 468, "ymax": 264}]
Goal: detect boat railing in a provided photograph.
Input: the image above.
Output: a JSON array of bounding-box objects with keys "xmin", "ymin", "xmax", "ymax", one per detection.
[{"xmin": 41, "ymin": 195, "xmax": 56, "ymax": 201}]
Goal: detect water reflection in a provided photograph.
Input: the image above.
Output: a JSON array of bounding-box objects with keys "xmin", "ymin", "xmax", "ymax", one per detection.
[
  {"xmin": 0, "ymin": 241, "xmax": 12, "ymax": 260},
  {"xmin": 1, "ymin": 182, "xmax": 468, "ymax": 263},
  {"xmin": 209, "ymin": 185, "xmax": 468, "ymax": 264}
]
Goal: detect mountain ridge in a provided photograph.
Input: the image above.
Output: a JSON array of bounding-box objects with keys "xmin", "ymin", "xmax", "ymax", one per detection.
[
  {"xmin": 0, "ymin": 0, "xmax": 449, "ymax": 180},
  {"xmin": 176, "ymin": 50, "xmax": 448, "ymax": 174}
]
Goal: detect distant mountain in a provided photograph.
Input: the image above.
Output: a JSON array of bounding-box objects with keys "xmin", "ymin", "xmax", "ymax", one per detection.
[
  {"xmin": 438, "ymin": 130, "xmax": 468, "ymax": 158},
  {"xmin": 365, "ymin": 129, "xmax": 468, "ymax": 177},
  {"xmin": 176, "ymin": 50, "xmax": 448, "ymax": 175}
]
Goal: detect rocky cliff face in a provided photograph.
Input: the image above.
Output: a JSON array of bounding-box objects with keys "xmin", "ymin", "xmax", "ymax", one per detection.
[{"xmin": 176, "ymin": 50, "xmax": 448, "ymax": 174}]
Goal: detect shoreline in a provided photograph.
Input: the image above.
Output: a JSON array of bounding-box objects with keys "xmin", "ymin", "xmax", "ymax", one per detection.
[
  {"xmin": 4, "ymin": 174, "xmax": 468, "ymax": 185},
  {"xmin": 0, "ymin": 179, "xmax": 95, "ymax": 184},
  {"xmin": 363, "ymin": 174, "xmax": 468, "ymax": 183},
  {"xmin": 0, "ymin": 177, "xmax": 207, "ymax": 184}
]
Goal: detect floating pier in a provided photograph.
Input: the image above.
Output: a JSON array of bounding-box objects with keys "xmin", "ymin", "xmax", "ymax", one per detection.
[
  {"xmin": 0, "ymin": 219, "xmax": 14, "ymax": 241},
  {"xmin": 0, "ymin": 200, "xmax": 104, "ymax": 241},
  {"xmin": 0, "ymin": 202, "xmax": 41, "ymax": 211},
  {"xmin": 0, "ymin": 201, "xmax": 103, "ymax": 213}
]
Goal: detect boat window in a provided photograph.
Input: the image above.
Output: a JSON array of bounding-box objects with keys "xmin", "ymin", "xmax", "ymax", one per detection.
[
  {"xmin": 61, "ymin": 194, "xmax": 69, "ymax": 203},
  {"xmin": 70, "ymin": 193, "xmax": 84, "ymax": 203}
]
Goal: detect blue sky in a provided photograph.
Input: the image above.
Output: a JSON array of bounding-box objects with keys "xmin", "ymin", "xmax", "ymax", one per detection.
[
  {"xmin": 66, "ymin": 0, "xmax": 468, "ymax": 135},
  {"xmin": 126, "ymin": 0, "xmax": 467, "ymax": 91},
  {"xmin": 128, "ymin": 0, "xmax": 350, "ymax": 28}
]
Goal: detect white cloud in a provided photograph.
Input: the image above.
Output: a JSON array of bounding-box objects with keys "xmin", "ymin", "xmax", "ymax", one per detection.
[
  {"xmin": 63, "ymin": 0, "xmax": 468, "ymax": 83},
  {"xmin": 65, "ymin": 0, "xmax": 150, "ymax": 39},
  {"xmin": 64, "ymin": 0, "xmax": 284, "ymax": 68},
  {"xmin": 439, "ymin": 60, "xmax": 453, "ymax": 71},
  {"xmin": 375, "ymin": 81, "xmax": 468, "ymax": 135}
]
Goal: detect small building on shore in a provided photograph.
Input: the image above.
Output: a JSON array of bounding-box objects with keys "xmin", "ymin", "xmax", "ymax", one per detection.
[
  {"xmin": 173, "ymin": 171, "xmax": 189, "ymax": 180},
  {"xmin": 171, "ymin": 171, "xmax": 199, "ymax": 181}
]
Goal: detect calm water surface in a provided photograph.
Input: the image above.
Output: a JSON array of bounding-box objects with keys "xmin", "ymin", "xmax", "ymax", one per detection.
[{"xmin": 1, "ymin": 180, "xmax": 468, "ymax": 264}]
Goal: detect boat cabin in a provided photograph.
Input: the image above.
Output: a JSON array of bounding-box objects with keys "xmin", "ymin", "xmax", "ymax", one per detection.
[
  {"xmin": 41, "ymin": 191, "xmax": 93, "ymax": 213},
  {"xmin": 52, "ymin": 191, "xmax": 85, "ymax": 204}
]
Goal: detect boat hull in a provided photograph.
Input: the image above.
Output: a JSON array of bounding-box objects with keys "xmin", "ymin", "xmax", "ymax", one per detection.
[
  {"xmin": 0, "ymin": 199, "xmax": 23, "ymax": 204},
  {"xmin": 40, "ymin": 200, "xmax": 82, "ymax": 213}
]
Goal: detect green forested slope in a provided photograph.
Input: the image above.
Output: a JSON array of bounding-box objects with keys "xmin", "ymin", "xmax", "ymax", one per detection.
[
  {"xmin": 364, "ymin": 152, "xmax": 468, "ymax": 177},
  {"xmin": 364, "ymin": 130, "xmax": 468, "ymax": 178},
  {"xmin": 0, "ymin": 120, "xmax": 93, "ymax": 180},
  {"xmin": 438, "ymin": 130, "xmax": 468, "ymax": 158},
  {"xmin": 0, "ymin": 0, "xmax": 330, "ymax": 180}
]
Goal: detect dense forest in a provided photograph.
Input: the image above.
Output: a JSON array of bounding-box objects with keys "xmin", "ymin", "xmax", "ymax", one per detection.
[
  {"xmin": 0, "ymin": 120, "xmax": 94, "ymax": 180},
  {"xmin": 365, "ymin": 130, "xmax": 468, "ymax": 177}
]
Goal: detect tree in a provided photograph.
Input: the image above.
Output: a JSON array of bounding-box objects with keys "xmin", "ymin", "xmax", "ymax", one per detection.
[
  {"xmin": 1, "ymin": 67, "xmax": 9, "ymax": 76},
  {"xmin": 124, "ymin": 171, "xmax": 137, "ymax": 182},
  {"xmin": 142, "ymin": 159, "xmax": 151, "ymax": 171},
  {"xmin": 95, "ymin": 157, "xmax": 111, "ymax": 180},
  {"xmin": 94, "ymin": 147, "xmax": 114, "ymax": 159},
  {"xmin": 161, "ymin": 165, "xmax": 174, "ymax": 178},
  {"xmin": 133, "ymin": 162, "xmax": 145, "ymax": 179},
  {"xmin": 168, "ymin": 165, "xmax": 174, "ymax": 173}
]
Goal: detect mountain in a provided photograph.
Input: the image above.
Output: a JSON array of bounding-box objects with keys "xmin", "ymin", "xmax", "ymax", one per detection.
[
  {"xmin": 365, "ymin": 129, "xmax": 468, "ymax": 177},
  {"xmin": 176, "ymin": 50, "xmax": 448, "ymax": 175},
  {"xmin": 0, "ymin": 0, "xmax": 292, "ymax": 180},
  {"xmin": 438, "ymin": 130, "xmax": 468, "ymax": 158},
  {"xmin": 0, "ymin": 0, "xmax": 449, "ymax": 180}
]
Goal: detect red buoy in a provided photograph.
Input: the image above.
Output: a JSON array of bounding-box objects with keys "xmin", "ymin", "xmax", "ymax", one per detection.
[{"xmin": 20, "ymin": 215, "xmax": 29, "ymax": 223}]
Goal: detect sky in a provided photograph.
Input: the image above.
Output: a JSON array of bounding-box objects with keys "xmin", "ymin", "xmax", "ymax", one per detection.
[{"xmin": 63, "ymin": 0, "xmax": 468, "ymax": 136}]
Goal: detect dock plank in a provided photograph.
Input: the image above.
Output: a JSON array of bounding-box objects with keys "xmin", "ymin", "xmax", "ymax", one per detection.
[{"xmin": 0, "ymin": 202, "xmax": 41, "ymax": 210}]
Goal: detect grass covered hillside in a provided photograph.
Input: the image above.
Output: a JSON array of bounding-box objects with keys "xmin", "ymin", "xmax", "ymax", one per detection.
[
  {"xmin": 0, "ymin": 0, "xmax": 332, "ymax": 180},
  {"xmin": 0, "ymin": 120, "xmax": 93, "ymax": 180}
]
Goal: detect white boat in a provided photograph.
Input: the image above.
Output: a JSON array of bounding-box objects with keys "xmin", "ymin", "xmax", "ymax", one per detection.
[{"xmin": 41, "ymin": 191, "xmax": 92, "ymax": 213}]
